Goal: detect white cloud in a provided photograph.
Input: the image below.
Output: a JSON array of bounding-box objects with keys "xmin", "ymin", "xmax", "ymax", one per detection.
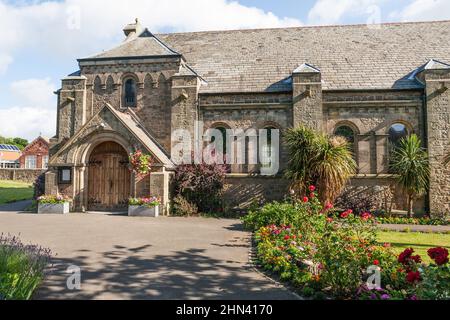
[
  {"xmin": 0, "ymin": 54, "xmax": 12, "ymax": 74},
  {"xmin": 390, "ymin": 0, "xmax": 450, "ymax": 22},
  {"xmin": 0, "ymin": 0, "xmax": 301, "ymax": 140},
  {"xmin": 10, "ymin": 78, "xmax": 56, "ymax": 107},
  {"xmin": 0, "ymin": 0, "xmax": 302, "ymax": 62},
  {"xmin": 308, "ymin": 0, "xmax": 385, "ymax": 25},
  {"xmin": 0, "ymin": 78, "xmax": 57, "ymax": 140}
]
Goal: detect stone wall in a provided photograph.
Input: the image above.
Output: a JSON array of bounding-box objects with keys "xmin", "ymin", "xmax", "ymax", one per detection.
[
  {"xmin": 0, "ymin": 169, "xmax": 45, "ymax": 183},
  {"xmin": 223, "ymin": 175, "xmax": 290, "ymax": 210},
  {"xmin": 345, "ymin": 175, "xmax": 426, "ymax": 215},
  {"xmin": 423, "ymin": 69, "xmax": 450, "ymax": 216},
  {"xmin": 324, "ymin": 90, "xmax": 424, "ymax": 174}
]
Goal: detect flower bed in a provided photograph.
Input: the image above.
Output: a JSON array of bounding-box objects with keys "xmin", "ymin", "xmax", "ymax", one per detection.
[
  {"xmin": 376, "ymin": 217, "xmax": 449, "ymax": 226},
  {"xmin": 37, "ymin": 195, "xmax": 69, "ymax": 204},
  {"xmin": 0, "ymin": 234, "xmax": 51, "ymax": 300},
  {"xmin": 37, "ymin": 195, "xmax": 70, "ymax": 214},
  {"xmin": 244, "ymin": 187, "xmax": 450, "ymax": 300},
  {"xmin": 128, "ymin": 197, "xmax": 161, "ymax": 217}
]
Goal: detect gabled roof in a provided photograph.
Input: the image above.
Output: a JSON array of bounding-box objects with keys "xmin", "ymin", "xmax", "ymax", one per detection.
[
  {"xmin": 406, "ymin": 59, "xmax": 450, "ymax": 84},
  {"xmin": 50, "ymin": 104, "xmax": 174, "ymax": 169},
  {"xmin": 293, "ymin": 63, "xmax": 321, "ymax": 74},
  {"xmin": 422, "ymin": 59, "xmax": 450, "ymax": 71},
  {"xmin": 21, "ymin": 136, "xmax": 49, "ymax": 154},
  {"xmin": 153, "ymin": 20, "xmax": 450, "ymax": 93},
  {"xmin": 80, "ymin": 28, "xmax": 181, "ymax": 61}
]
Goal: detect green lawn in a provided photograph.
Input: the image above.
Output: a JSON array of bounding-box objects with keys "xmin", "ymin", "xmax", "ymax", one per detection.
[
  {"xmin": 378, "ymin": 231, "xmax": 450, "ymax": 264},
  {"xmin": 0, "ymin": 180, "xmax": 34, "ymax": 205}
]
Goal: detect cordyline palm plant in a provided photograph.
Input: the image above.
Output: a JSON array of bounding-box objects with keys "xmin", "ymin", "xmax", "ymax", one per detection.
[
  {"xmin": 390, "ymin": 134, "xmax": 429, "ymax": 218},
  {"xmin": 284, "ymin": 126, "xmax": 356, "ymax": 205},
  {"xmin": 444, "ymin": 152, "xmax": 450, "ymax": 166}
]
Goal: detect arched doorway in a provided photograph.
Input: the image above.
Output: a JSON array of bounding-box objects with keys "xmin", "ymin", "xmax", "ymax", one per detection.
[{"xmin": 87, "ymin": 141, "xmax": 131, "ymax": 211}]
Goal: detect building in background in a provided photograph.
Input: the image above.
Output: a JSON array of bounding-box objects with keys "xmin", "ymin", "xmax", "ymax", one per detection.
[
  {"xmin": 19, "ymin": 136, "xmax": 50, "ymax": 169},
  {"xmin": 0, "ymin": 144, "xmax": 21, "ymax": 168}
]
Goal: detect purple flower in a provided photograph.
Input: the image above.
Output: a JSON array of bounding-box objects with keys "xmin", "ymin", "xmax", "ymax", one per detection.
[{"xmin": 381, "ymin": 294, "xmax": 391, "ymax": 300}]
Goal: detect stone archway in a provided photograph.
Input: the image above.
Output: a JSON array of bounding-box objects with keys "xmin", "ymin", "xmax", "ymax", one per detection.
[{"xmin": 87, "ymin": 141, "xmax": 131, "ymax": 211}]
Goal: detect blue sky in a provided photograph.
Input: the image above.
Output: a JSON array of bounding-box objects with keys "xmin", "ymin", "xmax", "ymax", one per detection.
[{"xmin": 0, "ymin": 0, "xmax": 449, "ymax": 140}]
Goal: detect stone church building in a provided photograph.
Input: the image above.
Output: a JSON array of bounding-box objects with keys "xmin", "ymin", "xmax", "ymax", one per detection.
[{"xmin": 46, "ymin": 19, "xmax": 450, "ymax": 215}]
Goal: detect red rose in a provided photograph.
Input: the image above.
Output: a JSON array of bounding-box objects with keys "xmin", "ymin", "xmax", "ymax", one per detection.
[
  {"xmin": 324, "ymin": 202, "xmax": 333, "ymax": 210},
  {"xmin": 310, "ymin": 193, "xmax": 315, "ymax": 199},
  {"xmin": 303, "ymin": 197, "xmax": 309, "ymax": 203},
  {"xmin": 428, "ymin": 247, "xmax": 449, "ymax": 266},
  {"xmin": 398, "ymin": 248, "xmax": 414, "ymax": 265},
  {"xmin": 361, "ymin": 212, "xmax": 373, "ymax": 221},
  {"xmin": 309, "ymin": 186, "xmax": 316, "ymax": 192},
  {"xmin": 406, "ymin": 271, "xmax": 421, "ymax": 284},
  {"xmin": 341, "ymin": 209, "xmax": 352, "ymax": 219},
  {"xmin": 284, "ymin": 235, "xmax": 291, "ymax": 240},
  {"xmin": 373, "ymin": 260, "xmax": 380, "ymax": 266},
  {"xmin": 411, "ymin": 255, "xmax": 422, "ymax": 264}
]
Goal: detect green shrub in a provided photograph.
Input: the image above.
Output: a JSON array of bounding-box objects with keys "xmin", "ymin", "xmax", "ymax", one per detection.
[
  {"xmin": 172, "ymin": 195, "xmax": 198, "ymax": 217},
  {"xmin": 0, "ymin": 235, "xmax": 51, "ymax": 300},
  {"xmin": 243, "ymin": 202, "xmax": 302, "ymax": 231},
  {"xmin": 417, "ymin": 265, "xmax": 450, "ymax": 300}
]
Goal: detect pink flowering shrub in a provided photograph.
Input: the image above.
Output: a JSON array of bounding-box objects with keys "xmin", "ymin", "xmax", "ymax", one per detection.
[
  {"xmin": 172, "ymin": 163, "xmax": 226, "ymax": 213},
  {"xmin": 129, "ymin": 150, "xmax": 153, "ymax": 179}
]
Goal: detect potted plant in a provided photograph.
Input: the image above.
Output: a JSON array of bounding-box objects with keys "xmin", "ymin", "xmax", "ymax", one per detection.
[
  {"xmin": 37, "ymin": 195, "xmax": 71, "ymax": 214},
  {"xmin": 129, "ymin": 150, "xmax": 154, "ymax": 179},
  {"xmin": 128, "ymin": 197, "xmax": 161, "ymax": 217}
]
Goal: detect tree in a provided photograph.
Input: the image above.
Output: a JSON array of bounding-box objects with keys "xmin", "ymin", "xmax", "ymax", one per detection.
[
  {"xmin": 284, "ymin": 126, "xmax": 356, "ymax": 205},
  {"xmin": 0, "ymin": 135, "xmax": 29, "ymax": 150},
  {"xmin": 12, "ymin": 138, "xmax": 29, "ymax": 150},
  {"xmin": 390, "ymin": 134, "xmax": 429, "ymax": 217}
]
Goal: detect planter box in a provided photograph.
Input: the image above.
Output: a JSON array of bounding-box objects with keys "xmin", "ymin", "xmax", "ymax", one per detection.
[
  {"xmin": 38, "ymin": 202, "xmax": 70, "ymax": 214},
  {"xmin": 128, "ymin": 205, "xmax": 159, "ymax": 217}
]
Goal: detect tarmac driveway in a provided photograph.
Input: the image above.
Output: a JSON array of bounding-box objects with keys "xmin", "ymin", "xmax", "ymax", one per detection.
[{"xmin": 0, "ymin": 211, "xmax": 298, "ymax": 300}]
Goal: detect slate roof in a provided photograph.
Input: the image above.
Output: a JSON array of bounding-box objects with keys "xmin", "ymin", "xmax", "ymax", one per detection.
[
  {"xmin": 87, "ymin": 29, "xmax": 180, "ymax": 59},
  {"xmin": 82, "ymin": 20, "xmax": 450, "ymax": 93}
]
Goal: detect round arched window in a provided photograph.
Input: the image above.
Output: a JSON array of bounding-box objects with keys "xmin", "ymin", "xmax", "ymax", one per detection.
[
  {"xmin": 216, "ymin": 127, "xmax": 227, "ymax": 156},
  {"xmin": 389, "ymin": 123, "xmax": 409, "ymax": 145},
  {"xmin": 334, "ymin": 126, "xmax": 355, "ymax": 144},
  {"xmin": 123, "ymin": 78, "xmax": 137, "ymax": 107}
]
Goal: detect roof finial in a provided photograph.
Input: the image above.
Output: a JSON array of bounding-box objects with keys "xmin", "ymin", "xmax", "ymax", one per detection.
[{"xmin": 135, "ymin": 18, "xmax": 139, "ymax": 24}]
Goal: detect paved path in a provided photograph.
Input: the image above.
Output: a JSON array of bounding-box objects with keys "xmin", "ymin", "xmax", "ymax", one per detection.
[
  {"xmin": 0, "ymin": 212, "xmax": 298, "ymax": 300},
  {"xmin": 0, "ymin": 200, "xmax": 32, "ymax": 212},
  {"xmin": 378, "ymin": 224, "xmax": 450, "ymax": 233}
]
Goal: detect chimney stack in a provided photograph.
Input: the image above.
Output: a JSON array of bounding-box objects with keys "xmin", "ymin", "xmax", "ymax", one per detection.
[{"xmin": 123, "ymin": 18, "xmax": 142, "ymax": 39}]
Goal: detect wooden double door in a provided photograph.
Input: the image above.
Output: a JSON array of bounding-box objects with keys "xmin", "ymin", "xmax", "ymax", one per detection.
[{"xmin": 88, "ymin": 142, "xmax": 131, "ymax": 211}]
